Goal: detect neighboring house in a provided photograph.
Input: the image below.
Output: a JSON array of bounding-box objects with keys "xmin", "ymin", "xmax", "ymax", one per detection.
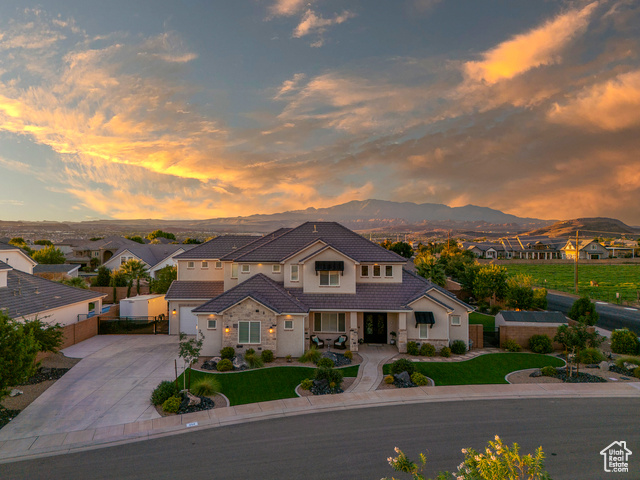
[
  {"xmin": 102, "ymin": 244, "xmax": 197, "ymax": 278},
  {"xmin": 561, "ymin": 239, "xmax": 609, "ymax": 260},
  {"xmin": 0, "ymin": 242, "xmax": 37, "ymax": 274},
  {"xmin": 0, "ymin": 260, "xmax": 105, "ymax": 327},
  {"xmin": 166, "ymin": 222, "xmax": 472, "ymax": 358},
  {"xmin": 459, "ymin": 241, "xmax": 506, "ymax": 259},
  {"xmin": 500, "ymin": 235, "xmax": 566, "ymax": 260},
  {"xmin": 605, "ymin": 239, "xmax": 637, "ymax": 258},
  {"xmin": 33, "ymin": 264, "xmax": 81, "ymax": 281},
  {"xmin": 64, "ymin": 236, "xmax": 143, "ymax": 267}
]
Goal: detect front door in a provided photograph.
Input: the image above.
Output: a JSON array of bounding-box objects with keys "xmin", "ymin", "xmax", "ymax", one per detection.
[{"xmin": 363, "ymin": 312, "xmax": 387, "ymax": 343}]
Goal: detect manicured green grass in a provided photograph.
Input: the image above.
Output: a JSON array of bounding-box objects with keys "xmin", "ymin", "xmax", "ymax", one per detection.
[
  {"xmin": 505, "ymin": 263, "xmax": 640, "ymax": 304},
  {"xmin": 383, "ymin": 353, "xmax": 564, "ymax": 386},
  {"xmin": 180, "ymin": 365, "xmax": 359, "ymax": 406},
  {"xmin": 469, "ymin": 312, "xmax": 495, "ymax": 332}
]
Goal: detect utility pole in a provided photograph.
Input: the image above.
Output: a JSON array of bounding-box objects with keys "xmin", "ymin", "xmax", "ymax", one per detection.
[{"xmin": 574, "ymin": 230, "xmax": 579, "ymax": 294}]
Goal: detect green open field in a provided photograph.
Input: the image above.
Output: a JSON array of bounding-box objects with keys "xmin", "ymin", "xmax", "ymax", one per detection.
[
  {"xmin": 469, "ymin": 312, "xmax": 495, "ymax": 332},
  {"xmin": 504, "ymin": 263, "xmax": 640, "ymax": 304}
]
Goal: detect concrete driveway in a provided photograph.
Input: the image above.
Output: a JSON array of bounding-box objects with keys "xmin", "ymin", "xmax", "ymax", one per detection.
[{"xmin": 0, "ymin": 335, "xmax": 179, "ymax": 441}]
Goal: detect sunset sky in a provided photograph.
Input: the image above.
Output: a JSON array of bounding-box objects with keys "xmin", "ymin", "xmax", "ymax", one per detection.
[{"xmin": 0, "ymin": 1, "xmax": 639, "ymax": 224}]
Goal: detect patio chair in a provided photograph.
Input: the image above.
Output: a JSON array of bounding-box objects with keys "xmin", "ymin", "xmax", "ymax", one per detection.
[
  {"xmin": 310, "ymin": 335, "xmax": 325, "ymax": 349},
  {"xmin": 333, "ymin": 335, "xmax": 348, "ymax": 350}
]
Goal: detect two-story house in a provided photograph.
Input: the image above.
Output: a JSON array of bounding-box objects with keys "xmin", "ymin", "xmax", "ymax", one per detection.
[{"xmin": 166, "ymin": 222, "xmax": 472, "ymax": 358}]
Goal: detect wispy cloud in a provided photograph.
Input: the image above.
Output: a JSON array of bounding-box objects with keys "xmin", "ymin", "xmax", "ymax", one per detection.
[
  {"xmin": 268, "ymin": 0, "xmax": 311, "ymax": 17},
  {"xmin": 293, "ymin": 9, "xmax": 355, "ymax": 42}
]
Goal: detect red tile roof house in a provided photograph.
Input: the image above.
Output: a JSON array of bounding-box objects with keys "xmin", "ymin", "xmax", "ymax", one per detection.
[{"xmin": 166, "ymin": 222, "xmax": 472, "ymax": 357}]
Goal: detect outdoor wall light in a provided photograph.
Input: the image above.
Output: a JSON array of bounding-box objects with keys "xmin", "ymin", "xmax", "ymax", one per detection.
[
  {"xmin": 269, "ymin": 327, "xmax": 274, "ymax": 334},
  {"xmin": 172, "ymin": 309, "xmax": 176, "ymax": 315},
  {"xmin": 225, "ymin": 327, "xmax": 230, "ymax": 333}
]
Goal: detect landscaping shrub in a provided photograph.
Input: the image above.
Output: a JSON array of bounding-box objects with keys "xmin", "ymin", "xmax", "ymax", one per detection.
[
  {"xmin": 314, "ymin": 366, "xmax": 343, "ymax": 388},
  {"xmin": 610, "ymin": 329, "xmax": 640, "ymax": 355},
  {"xmin": 220, "ymin": 347, "xmax": 235, "ymax": 360},
  {"xmin": 411, "ymin": 372, "xmax": 429, "ymax": 386},
  {"xmin": 299, "ymin": 347, "xmax": 322, "ymax": 364},
  {"xmin": 390, "ymin": 358, "xmax": 415, "ymax": 376},
  {"xmin": 578, "ymin": 348, "xmax": 605, "ymax": 365},
  {"xmin": 384, "ymin": 374, "xmax": 395, "ymax": 384},
  {"xmin": 216, "ymin": 358, "xmax": 233, "ymax": 371},
  {"xmin": 245, "ymin": 348, "xmax": 256, "ymax": 356},
  {"xmin": 450, "ymin": 340, "xmax": 466, "ymax": 355},
  {"xmin": 317, "ymin": 357, "xmax": 335, "ymax": 368},
  {"xmin": 614, "ymin": 356, "xmax": 640, "ymax": 370},
  {"xmin": 244, "ymin": 353, "xmax": 264, "ymax": 369},
  {"xmin": 344, "ymin": 350, "xmax": 353, "ymax": 360},
  {"xmin": 261, "ymin": 349, "xmax": 274, "ymax": 363},
  {"xmin": 529, "ymin": 334, "xmax": 553, "ymax": 354},
  {"xmin": 162, "ymin": 395, "xmax": 181, "ymax": 413},
  {"xmin": 635, "ymin": 367, "xmax": 640, "ymax": 379},
  {"xmin": 151, "ymin": 380, "xmax": 179, "ymax": 406},
  {"xmin": 502, "ymin": 339, "xmax": 522, "ymax": 352},
  {"xmin": 489, "ymin": 305, "xmax": 501, "ymax": 316},
  {"xmin": 541, "ymin": 366, "xmax": 557, "ymax": 377},
  {"xmin": 300, "ymin": 378, "xmax": 313, "ymax": 390},
  {"xmin": 191, "ymin": 377, "xmax": 221, "ymax": 396},
  {"xmin": 419, "ymin": 343, "xmax": 436, "ymax": 357},
  {"xmin": 478, "ymin": 302, "xmax": 489, "ymax": 314},
  {"xmin": 440, "ymin": 346, "xmax": 451, "ymax": 358},
  {"xmin": 406, "ymin": 341, "xmax": 419, "ymax": 356}
]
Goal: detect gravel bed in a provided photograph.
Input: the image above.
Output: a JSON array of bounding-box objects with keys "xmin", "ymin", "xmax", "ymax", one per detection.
[{"xmin": 298, "ymin": 377, "xmax": 355, "ymax": 397}]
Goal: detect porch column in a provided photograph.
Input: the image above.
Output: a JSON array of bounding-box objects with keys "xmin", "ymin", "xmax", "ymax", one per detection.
[
  {"xmin": 398, "ymin": 312, "xmax": 407, "ymax": 353},
  {"xmin": 349, "ymin": 311, "xmax": 358, "ymax": 352}
]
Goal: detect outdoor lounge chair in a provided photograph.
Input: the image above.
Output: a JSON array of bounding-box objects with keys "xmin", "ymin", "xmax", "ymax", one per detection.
[
  {"xmin": 334, "ymin": 335, "xmax": 348, "ymax": 350},
  {"xmin": 310, "ymin": 335, "xmax": 325, "ymax": 349}
]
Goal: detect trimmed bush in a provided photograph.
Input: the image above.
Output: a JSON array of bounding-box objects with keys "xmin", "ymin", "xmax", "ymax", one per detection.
[
  {"xmin": 614, "ymin": 356, "xmax": 640, "ymax": 370},
  {"xmin": 578, "ymin": 348, "xmax": 605, "ymax": 365},
  {"xmin": 411, "ymin": 372, "xmax": 429, "ymax": 386},
  {"xmin": 300, "ymin": 378, "xmax": 313, "ymax": 390},
  {"xmin": 440, "ymin": 347, "xmax": 451, "ymax": 358},
  {"xmin": 317, "ymin": 357, "xmax": 335, "ymax": 368},
  {"xmin": 420, "ymin": 343, "xmax": 436, "ymax": 357},
  {"xmin": 384, "ymin": 374, "xmax": 395, "ymax": 384},
  {"xmin": 634, "ymin": 367, "xmax": 640, "ymax": 379},
  {"xmin": 450, "ymin": 340, "xmax": 466, "ymax": 355},
  {"xmin": 245, "ymin": 348, "xmax": 256, "ymax": 356},
  {"xmin": 406, "ymin": 341, "xmax": 419, "ymax": 356},
  {"xmin": 299, "ymin": 347, "xmax": 322, "ymax": 364},
  {"xmin": 529, "ymin": 334, "xmax": 553, "ymax": 354},
  {"xmin": 150, "ymin": 380, "xmax": 179, "ymax": 406},
  {"xmin": 344, "ymin": 350, "xmax": 353, "ymax": 360},
  {"xmin": 314, "ymin": 366, "xmax": 343, "ymax": 388},
  {"xmin": 220, "ymin": 347, "xmax": 235, "ymax": 360},
  {"xmin": 191, "ymin": 377, "xmax": 221, "ymax": 396},
  {"xmin": 162, "ymin": 395, "xmax": 181, "ymax": 413},
  {"xmin": 261, "ymin": 349, "xmax": 274, "ymax": 363},
  {"xmin": 245, "ymin": 353, "xmax": 264, "ymax": 369},
  {"xmin": 502, "ymin": 339, "xmax": 522, "ymax": 352},
  {"xmin": 216, "ymin": 358, "xmax": 233, "ymax": 371},
  {"xmin": 541, "ymin": 366, "xmax": 557, "ymax": 377},
  {"xmin": 390, "ymin": 358, "xmax": 415, "ymax": 376},
  {"xmin": 611, "ymin": 329, "xmax": 639, "ymax": 355}
]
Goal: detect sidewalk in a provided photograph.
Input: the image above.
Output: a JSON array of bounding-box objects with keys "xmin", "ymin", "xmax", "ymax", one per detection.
[{"xmin": 1, "ymin": 382, "xmax": 638, "ymax": 464}]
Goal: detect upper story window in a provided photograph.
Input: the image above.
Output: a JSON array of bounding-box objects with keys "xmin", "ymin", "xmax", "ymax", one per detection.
[
  {"xmin": 320, "ymin": 271, "xmax": 340, "ymax": 286},
  {"xmin": 290, "ymin": 264, "xmax": 299, "ymax": 282},
  {"xmin": 187, "ymin": 261, "xmax": 195, "ymax": 269},
  {"xmin": 361, "ymin": 265, "xmax": 369, "ymax": 277},
  {"xmin": 202, "ymin": 261, "xmax": 209, "ymax": 269},
  {"xmin": 385, "ymin": 265, "xmax": 393, "ymax": 277},
  {"xmin": 373, "ymin": 265, "xmax": 381, "ymax": 277},
  {"xmin": 241, "ymin": 264, "xmax": 250, "ymax": 274},
  {"xmin": 591, "ymin": 244, "xmax": 597, "ymax": 250},
  {"xmin": 231, "ymin": 263, "xmax": 238, "ymax": 278},
  {"xmin": 120, "ymin": 256, "xmax": 133, "ymax": 265},
  {"xmin": 272, "ymin": 264, "xmax": 281, "ymax": 274},
  {"xmin": 215, "ymin": 261, "xmax": 222, "ymax": 269}
]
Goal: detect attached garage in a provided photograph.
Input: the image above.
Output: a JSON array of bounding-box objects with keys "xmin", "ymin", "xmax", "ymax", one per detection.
[{"xmin": 179, "ymin": 306, "xmax": 198, "ymax": 335}]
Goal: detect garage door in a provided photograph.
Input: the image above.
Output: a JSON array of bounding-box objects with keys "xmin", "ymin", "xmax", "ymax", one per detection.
[{"xmin": 179, "ymin": 306, "xmax": 198, "ymax": 335}]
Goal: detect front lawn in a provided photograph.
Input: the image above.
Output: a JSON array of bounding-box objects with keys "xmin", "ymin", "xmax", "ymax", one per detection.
[
  {"xmin": 469, "ymin": 312, "xmax": 495, "ymax": 332},
  {"xmin": 383, "ymin": 353, "xmax": 564, "ymax": 386},
  {"xmin": 181, "ymin": 365, "xmax": 359, "ymax": 406}
]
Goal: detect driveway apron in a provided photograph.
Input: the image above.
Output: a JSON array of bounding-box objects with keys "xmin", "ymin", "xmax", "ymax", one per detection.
[{"xmin": 0, "ymin": 335, "xmax": 179, "ymax": 441}]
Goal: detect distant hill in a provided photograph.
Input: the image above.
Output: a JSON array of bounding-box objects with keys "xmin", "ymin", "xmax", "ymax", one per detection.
[{"xmin": 526, "ymin": 217, "xmax": 638, "ymax": 237}]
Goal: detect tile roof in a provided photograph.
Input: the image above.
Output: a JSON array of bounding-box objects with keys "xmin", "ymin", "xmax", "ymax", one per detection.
[
  {"xmin": 165, "ymin": 281, "xmax": 225, "ymax": 300},
  {"xmin": 33, "ymin": 264, "xmax": 80, "ymax": 274},
  {"xmin": 175, "ymin": 235, "xmax": 261, "ymax": 260},
  {"xmin": 0, "ymin": 243, "xmax": 20, "ymax": 251},
  {"xmin": 0, "ymin": 260, "xmax": 11, "ymax": 270},
  {"xmin": 193, "ymin": 274, "xmax": 308, "ymax": 314},
  {"xmin": 225, "ymin": 222, "xmax": 407, "ymax": 263},
  {"xmin": 220, "ymin": 228, "xmax": 292, "ymax": 261},
  {"xmin": 499, "ymin": 311, "xmax": 567, "ymax": 324},
  {"xmin": 0, "ymin": 269, "xmax": 105, "ymax": 319},
  {"xmin": 109, "ymin": 244, "xmax": 196, "ymax": 268}
]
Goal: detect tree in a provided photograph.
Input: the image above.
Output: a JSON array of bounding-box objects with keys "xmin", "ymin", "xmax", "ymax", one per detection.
[
  {"xmin": 178, "ymin": 331, "xmax": 205, "ymax": 391},
  {"xmin": 0, "ymin": 312, "xmax": 40, "ymax": 399},
  {"xmin": 414, "ymin": 254, "xmax": 446, "ymax": 287},
  {"xmin": 147, "ymin": 230, "xmax": 176, "ymax": 241},
  {"xmin": 554, "ymin": 322, "xmax": 602, "ymax": 377},
  {"xmin": 32, "ymin": 245, "xmax": 65, "ymax": 264},
  {"xmin": 533, "ymin": 288, "xmax": 548, "ymax": 309},
  {"xmin": 33, "ymin": 239, "xmax": 52, "ymax": 246},
  {"xmin": 119, "ymin": 259, "xmax": 149, "ymax": 297},
  {"xmin": 182, "ymin": 238, "xmax": 202, "ymax": 244},
  {"xmin": 8, "ymin": 237, "xmax": 33, "ymax": 256},
  {"xmin": 389, "ymin": 241, "xmax": 413, "ymax": 259},
  {"xmin": 380, "ymin": 239, "xmax": 393, "ymax": 250},
  {"xmin": 567, "ymin": 297, "xmax": 599, "ymax": 326},
  {"xmin": 150, "ymin": 265, "xmax": 177, "ymax": 294},
  {"xmin": 472, "ymin": 264, "xmax": 508, "ymax": 301},
  {"xmin": 93, "ymin": 266, "xmax": 111, "ymax": 287},
  {"xmin": 126, "ymin": 235, "xmax": 145, "ymax": 244},
  {"xmin": 22, "ymin": 317, "xmax": 63, "ymax": 354},
  {"xmin": 505, "ymin": 274, "xmax": 535, "ymax": 310},
  {"xmin": 59, "ymin": 277, "xmax": 89, "ymax": 289}
]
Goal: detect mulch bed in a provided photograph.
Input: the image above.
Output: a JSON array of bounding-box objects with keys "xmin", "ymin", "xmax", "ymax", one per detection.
[{"xmin": 155, "ymin": 394, "xmax": 228, "ymax": 417}]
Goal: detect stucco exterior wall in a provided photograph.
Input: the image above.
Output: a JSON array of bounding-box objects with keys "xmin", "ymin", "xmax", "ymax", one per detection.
[
  {"xmin": 197, "ymin": 313, "xmax": 223, "ymax": 356},
  {"xmin": 275, "ymin": 314, "xmax": 306, "ymax": 357},
  {"xmin": 300, "ymin": 249, "xmax": 357, "ymax": 294},
  {"xmin": 1, "ymin": 251, "xmax": 35, "ymax": 274},
  {"xmin": 427, "ymin": 289, "xmax": 469, "ymax": 346},
  {"xmin": 177, "ymin": 259, "xmax": 225, "ymax": 281},
  {"xmin": 406, "ymin": 297, "xmax": 450, "ymax": 348},
  {"xmin": 356, "ymin": 263, "xmax": 404, "ymax": 284},
  {"xmin": 18, "ymin": 299, "xmax": 102, "ymax": 327}
]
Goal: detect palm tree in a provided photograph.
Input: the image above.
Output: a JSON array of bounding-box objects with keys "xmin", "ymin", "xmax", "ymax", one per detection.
[
  {"xmin": 119, "ymin": 259, "xmax": 150, "ymax": 297},
  {"xmin": 414, "ymin": 253, "xmax": 447, "ymax": 287}
]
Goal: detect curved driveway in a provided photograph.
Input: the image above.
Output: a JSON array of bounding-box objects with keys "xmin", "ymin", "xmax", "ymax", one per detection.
[{"xmin": 0, "ymin": 335, "xmax": 179, "ymax": 441}]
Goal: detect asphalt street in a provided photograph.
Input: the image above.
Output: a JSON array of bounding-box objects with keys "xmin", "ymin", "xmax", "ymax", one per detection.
[
  {"xmin": 1, "ymin": 398, "xmax": 637, "ymax": 480},
  {"xmin": 547, "ymin": 292, "xmax": 640, "ymax": 334}
]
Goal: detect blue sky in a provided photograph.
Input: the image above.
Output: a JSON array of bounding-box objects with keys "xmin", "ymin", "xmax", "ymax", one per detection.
[{"xmin": 0, "ymin": 0, "xmax": 639, "ymax": 223}]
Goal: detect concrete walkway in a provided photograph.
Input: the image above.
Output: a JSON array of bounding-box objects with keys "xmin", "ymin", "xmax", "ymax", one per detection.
[{"xmin": 346, "ymin": 344, "xmax": 397, "ymax": 392}]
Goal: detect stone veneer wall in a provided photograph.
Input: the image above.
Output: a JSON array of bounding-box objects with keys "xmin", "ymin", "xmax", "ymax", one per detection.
[{"xmin": 220, "ymin": 298, "xmax": 277, "ymax": 354}]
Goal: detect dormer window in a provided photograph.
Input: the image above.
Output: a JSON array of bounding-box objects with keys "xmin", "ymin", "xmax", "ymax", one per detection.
[
  {"xmin": 385, "ymin": 265, "xmax": 393, "ymax": 277},
  {"xmin": 320, "ymin": 271, "xmax": 340, "ymax": 286},
  {"xmin": 231, "ymin": 264, "xmax": 238, "ymax": 278},
  {"xmin": 290, "ymin": 264, "xmax": 299, "ymax": 282},
  {"xmin": 272, "ymin": 264, "xmax": 281, "ymax": 274},
  {"xmin": 241, "ymin": 264, "xmax": 250, "ymax": 274}
]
